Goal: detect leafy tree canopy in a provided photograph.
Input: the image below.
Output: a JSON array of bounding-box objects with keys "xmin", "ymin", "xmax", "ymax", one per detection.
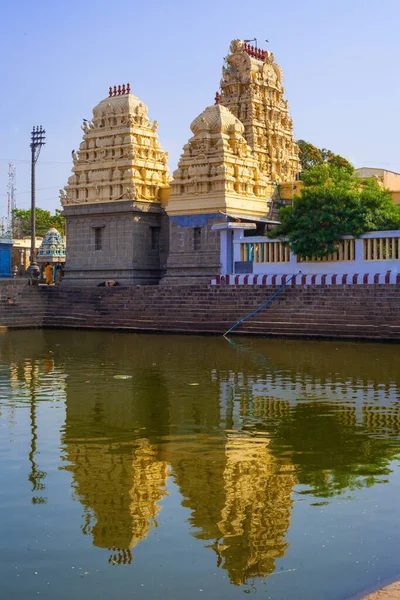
[
  {"xmin": 12, "ymin": 208, "xmax": 65, "ymax": 238},
  {"xmin": 270, "ymin": 164, "xmax": 400, "ymax": 259},
  {"xmin": 297, "ymin": 139, "xmax": 353, "ymax": 173}
]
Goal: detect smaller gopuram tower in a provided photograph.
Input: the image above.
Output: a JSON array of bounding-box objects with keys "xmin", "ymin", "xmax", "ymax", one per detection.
[
  {"xmin": 164, "ymin": 96, "xmax": 272, "ymax": 283},
  {"xmin": 61, "ymin": 84, "xmax": 170, "ymax": 285},
  {"xmin": 220, "ymin": 40, "xmax": 300, "ymax": 183}
]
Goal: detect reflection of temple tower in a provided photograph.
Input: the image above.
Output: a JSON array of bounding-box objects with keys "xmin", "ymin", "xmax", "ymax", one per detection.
[
  {"xmin": 220, "ymin": 39, "xmax": 300, "ymax": 184},
  {"xmin": 62, "ymin": 369, "xmax": 170, "ymax": 562},
  {"xmin": 217, "ymin": 433, "xmax": 295, "ymax": 584},
  {"xmin": 169, "ymin": 427, "xmax": 296, "ymax": 585},
  {"xmin": 66, "ymin": 438, "xmax": 168, "ymax": 559}
]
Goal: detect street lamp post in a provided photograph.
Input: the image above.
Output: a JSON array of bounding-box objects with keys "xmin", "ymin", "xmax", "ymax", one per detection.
[{"xmin": 26, "ymin": 126, "xmax": 46, "ymax": 284}]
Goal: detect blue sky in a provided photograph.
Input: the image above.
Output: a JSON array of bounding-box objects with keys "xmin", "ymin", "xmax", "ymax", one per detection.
[{"xmin": 1, "ymin": 0, "xmax": 399, "ymax": 219}]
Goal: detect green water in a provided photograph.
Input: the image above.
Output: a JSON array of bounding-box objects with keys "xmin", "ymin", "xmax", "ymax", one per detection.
[{"xmin": 0, "ymin": 331, "xmax": 400, "ymax": 600}]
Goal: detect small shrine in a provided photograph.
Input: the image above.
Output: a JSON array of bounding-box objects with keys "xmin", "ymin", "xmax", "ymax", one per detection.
[{"xmin": 37, "ymin": 227, "xmax": 66, "ymax": 264}]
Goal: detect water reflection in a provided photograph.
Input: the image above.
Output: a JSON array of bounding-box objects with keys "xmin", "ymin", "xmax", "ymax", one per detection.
[
  {"xmin": 1, "ymin": 332, "xmax": 400, "ymax": 590},
  {"xmin": 65, "ymin": 436, "xmax": 168, "ymax": 564},
  {"xmin": 61, "ymin": 370, "xmax": 170, "ymax": 564},
  {"xmin": 1, "ymin": 339, "xmax": 67, "ymax": 505}
]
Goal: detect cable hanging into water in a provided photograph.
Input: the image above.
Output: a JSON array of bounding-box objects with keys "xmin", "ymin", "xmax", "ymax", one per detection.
[{"xmin": 223, "ymin": 272, "xmax": 301, "ymax": 337}]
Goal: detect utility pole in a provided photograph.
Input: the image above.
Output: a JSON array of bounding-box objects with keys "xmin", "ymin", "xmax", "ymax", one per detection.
[
  {"xmin": 26, "ymin": 126, "xmax": 45, "ymax": 284},
  {"xmin": 7, "ymin": 163, "xmax": 16, "ymax": 236}
]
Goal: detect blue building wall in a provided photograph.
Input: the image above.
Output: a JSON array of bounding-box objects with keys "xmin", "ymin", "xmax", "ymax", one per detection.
[
  {"xmin": 169, "ymin": 213, "xmax": 221, "ymax": 227},
  {"xmin": 0, "ymin": 239, "xmax": 14, "ymax": 278}
]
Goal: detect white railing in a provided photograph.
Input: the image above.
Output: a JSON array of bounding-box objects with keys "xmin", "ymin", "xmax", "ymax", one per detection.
[
  {"xmin": 213, "ymin": 225, "xmax": 400, "ymax": 277},
  {"xmin": 298, "ymin": 239, "xmax": 355, "ymax": 262},
  {"xmin": 241, "ymin": 241, "xmax": 290, "ymax": 263},
  {"xmin": 364, "ymin": 236, "xmax": 400, "ymax": 261}
]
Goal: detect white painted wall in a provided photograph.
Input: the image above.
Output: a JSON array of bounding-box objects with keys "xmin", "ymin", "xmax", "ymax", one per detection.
[{"xmin": 218, "ymin": 229, "xmax": 400, "ymax": 276}]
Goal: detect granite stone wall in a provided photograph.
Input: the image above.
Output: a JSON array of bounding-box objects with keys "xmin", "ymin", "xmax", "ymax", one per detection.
[
  {"xmin": 0, "ymin": 280, "xmax": 46, "ymax": 329},
  {"xmin": 63, "ymin": 200, "xmax": 169, "ymax": 285},
  {"xmin": 163, "ymin": 214, "xmax": 224, "ymax": 284},
  {"xmin": 1, "ymin": 279, "xmax": 399, "ymax": 341}
]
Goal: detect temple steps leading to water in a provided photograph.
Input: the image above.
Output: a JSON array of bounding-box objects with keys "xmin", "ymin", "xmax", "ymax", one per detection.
[{"xmin": 1, "ymin": 280, "xmax": 399, "ymax": 340}]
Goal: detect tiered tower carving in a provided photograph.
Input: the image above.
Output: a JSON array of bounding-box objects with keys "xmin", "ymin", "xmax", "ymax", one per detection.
[
  {"xmin": 61, "ymin": 84, "xmax": 170, "ymax": 207},
  {"xmin": 65, "ymin": 437, "xmax": 168, "ymax": 558},
  {"xmin": 217, "ymin": 433, "xmax": 295, "ymax": 584},
  {"xmin": 220, "ymin": 40, "xmax": 300, "ymax": 183},
  {"xmin": 168, "ymin": 97, "xmax": 271, "ymax": 216}
]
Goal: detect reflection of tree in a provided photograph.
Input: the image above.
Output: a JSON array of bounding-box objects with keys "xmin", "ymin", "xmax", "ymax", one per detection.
[
  {"xmin": 1, "ymin": 342, "xmax": 66, "ymax": 506},
  {"xmin": 254, "ymin": 401, "xmax": 400, "ymax": 497}
]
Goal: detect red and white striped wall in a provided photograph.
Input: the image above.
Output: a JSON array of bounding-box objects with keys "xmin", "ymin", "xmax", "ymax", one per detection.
[{"xmin": 210, "ymin": 271, "xmax": 400, "ymax": 286}]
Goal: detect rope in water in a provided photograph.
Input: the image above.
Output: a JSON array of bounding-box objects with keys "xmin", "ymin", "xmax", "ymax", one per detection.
[{"xmin": 223, "ymin": 272, "xmax": 301, "ymax": 337}]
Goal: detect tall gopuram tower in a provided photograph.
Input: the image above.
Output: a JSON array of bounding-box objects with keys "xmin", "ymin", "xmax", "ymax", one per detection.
[
  {"xmin": 164, "ymin": 98, "xmax": 272, "ymax": 283},
  {"xmin": 220, "ymin": 39, "xmax": 300, "ymax": 184},
  {"xmin": 61, "ymin": 84, "xmax": 170, "ymax": 285}
]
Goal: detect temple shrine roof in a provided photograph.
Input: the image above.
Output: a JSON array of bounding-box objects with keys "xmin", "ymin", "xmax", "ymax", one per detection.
[
  {"xmin": 37, "ymin": 227, "xmax": 66, "ymax": 262},
  {"xmin": 93, "ymin": 83, "xmax": 147, "ymax": 121},
  {"xmin": 190, "ymin": 103, "xmax": 244, "ymax": 136}
]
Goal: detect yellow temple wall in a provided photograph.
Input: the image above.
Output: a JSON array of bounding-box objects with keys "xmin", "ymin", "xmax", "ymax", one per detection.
[
  {"xmin": 166, "ymin": 191, "xmax": 273, "ymax": 217},
  {"xmin": 391, "ymin": 191, "xmax": 400, "ymax": 205},
  {"xmin": 278, "ymin": 181, "xmax": 304, "ymax": 202}
]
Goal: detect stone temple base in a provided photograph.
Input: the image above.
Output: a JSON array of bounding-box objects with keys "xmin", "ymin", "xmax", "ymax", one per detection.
[
  {"xmin": 162, "ymin": 213, "xmax": 223, "ymax": 285},
  {"xmin": 61, "ymin": 268, "xmax": 162, "ymax": 287},
  {"xmin": 63, "ymin": 200, "xmax": 169, "ymax": 287}
]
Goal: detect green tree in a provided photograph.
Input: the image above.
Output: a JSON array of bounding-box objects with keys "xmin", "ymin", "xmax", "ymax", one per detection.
[
  {"xmin": 12, "ymin": 208, "xmax": 65, "ymax": 238},
  {"xmin": 270, "ymin": 164, "xmax": 400, "ymax": 259},
  {"xmin": 297, "ymin": 139, "xmax": 353, "ymax": 173}
]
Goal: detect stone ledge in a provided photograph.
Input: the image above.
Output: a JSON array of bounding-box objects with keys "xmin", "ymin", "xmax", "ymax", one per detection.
[{"xmin": 359, "ymin": 580, "xmax": 400, "ymax": 599}]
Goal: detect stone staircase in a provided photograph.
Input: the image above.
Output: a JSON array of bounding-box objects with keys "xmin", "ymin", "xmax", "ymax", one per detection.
[
  {"xmin": 0, "ymin": 280, "xmax": 46, "ymax": 329},
  {"xmin": 39, "ymin": 283, "xmax": 400, "ymax": 341},
  {"xmin": 1, "ymin": 280, "xmax": 399, "ymax": 340}
]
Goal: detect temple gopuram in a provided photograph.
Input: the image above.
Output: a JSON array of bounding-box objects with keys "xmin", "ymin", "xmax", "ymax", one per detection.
[
  {"xmin": 220, "ymin": 40, "xmax": 299, "ymax": 184},
  {"xmin": 61, "ymin": 84, "xmax": 170, "ymax": 285},
  {"xmin": 61, "ymin": 40, "xmax": 300, "ymax": 285}
]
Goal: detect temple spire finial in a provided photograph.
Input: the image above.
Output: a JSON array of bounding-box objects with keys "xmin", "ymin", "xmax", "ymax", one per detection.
[{"xmin": 108, "ymin": 83, "xmax": 131, "ymax": 96}]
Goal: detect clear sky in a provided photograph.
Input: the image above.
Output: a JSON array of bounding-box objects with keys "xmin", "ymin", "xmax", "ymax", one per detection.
[{"xmin": 1, "ymin": 0, "xmax": 399, "ymax": 219}]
